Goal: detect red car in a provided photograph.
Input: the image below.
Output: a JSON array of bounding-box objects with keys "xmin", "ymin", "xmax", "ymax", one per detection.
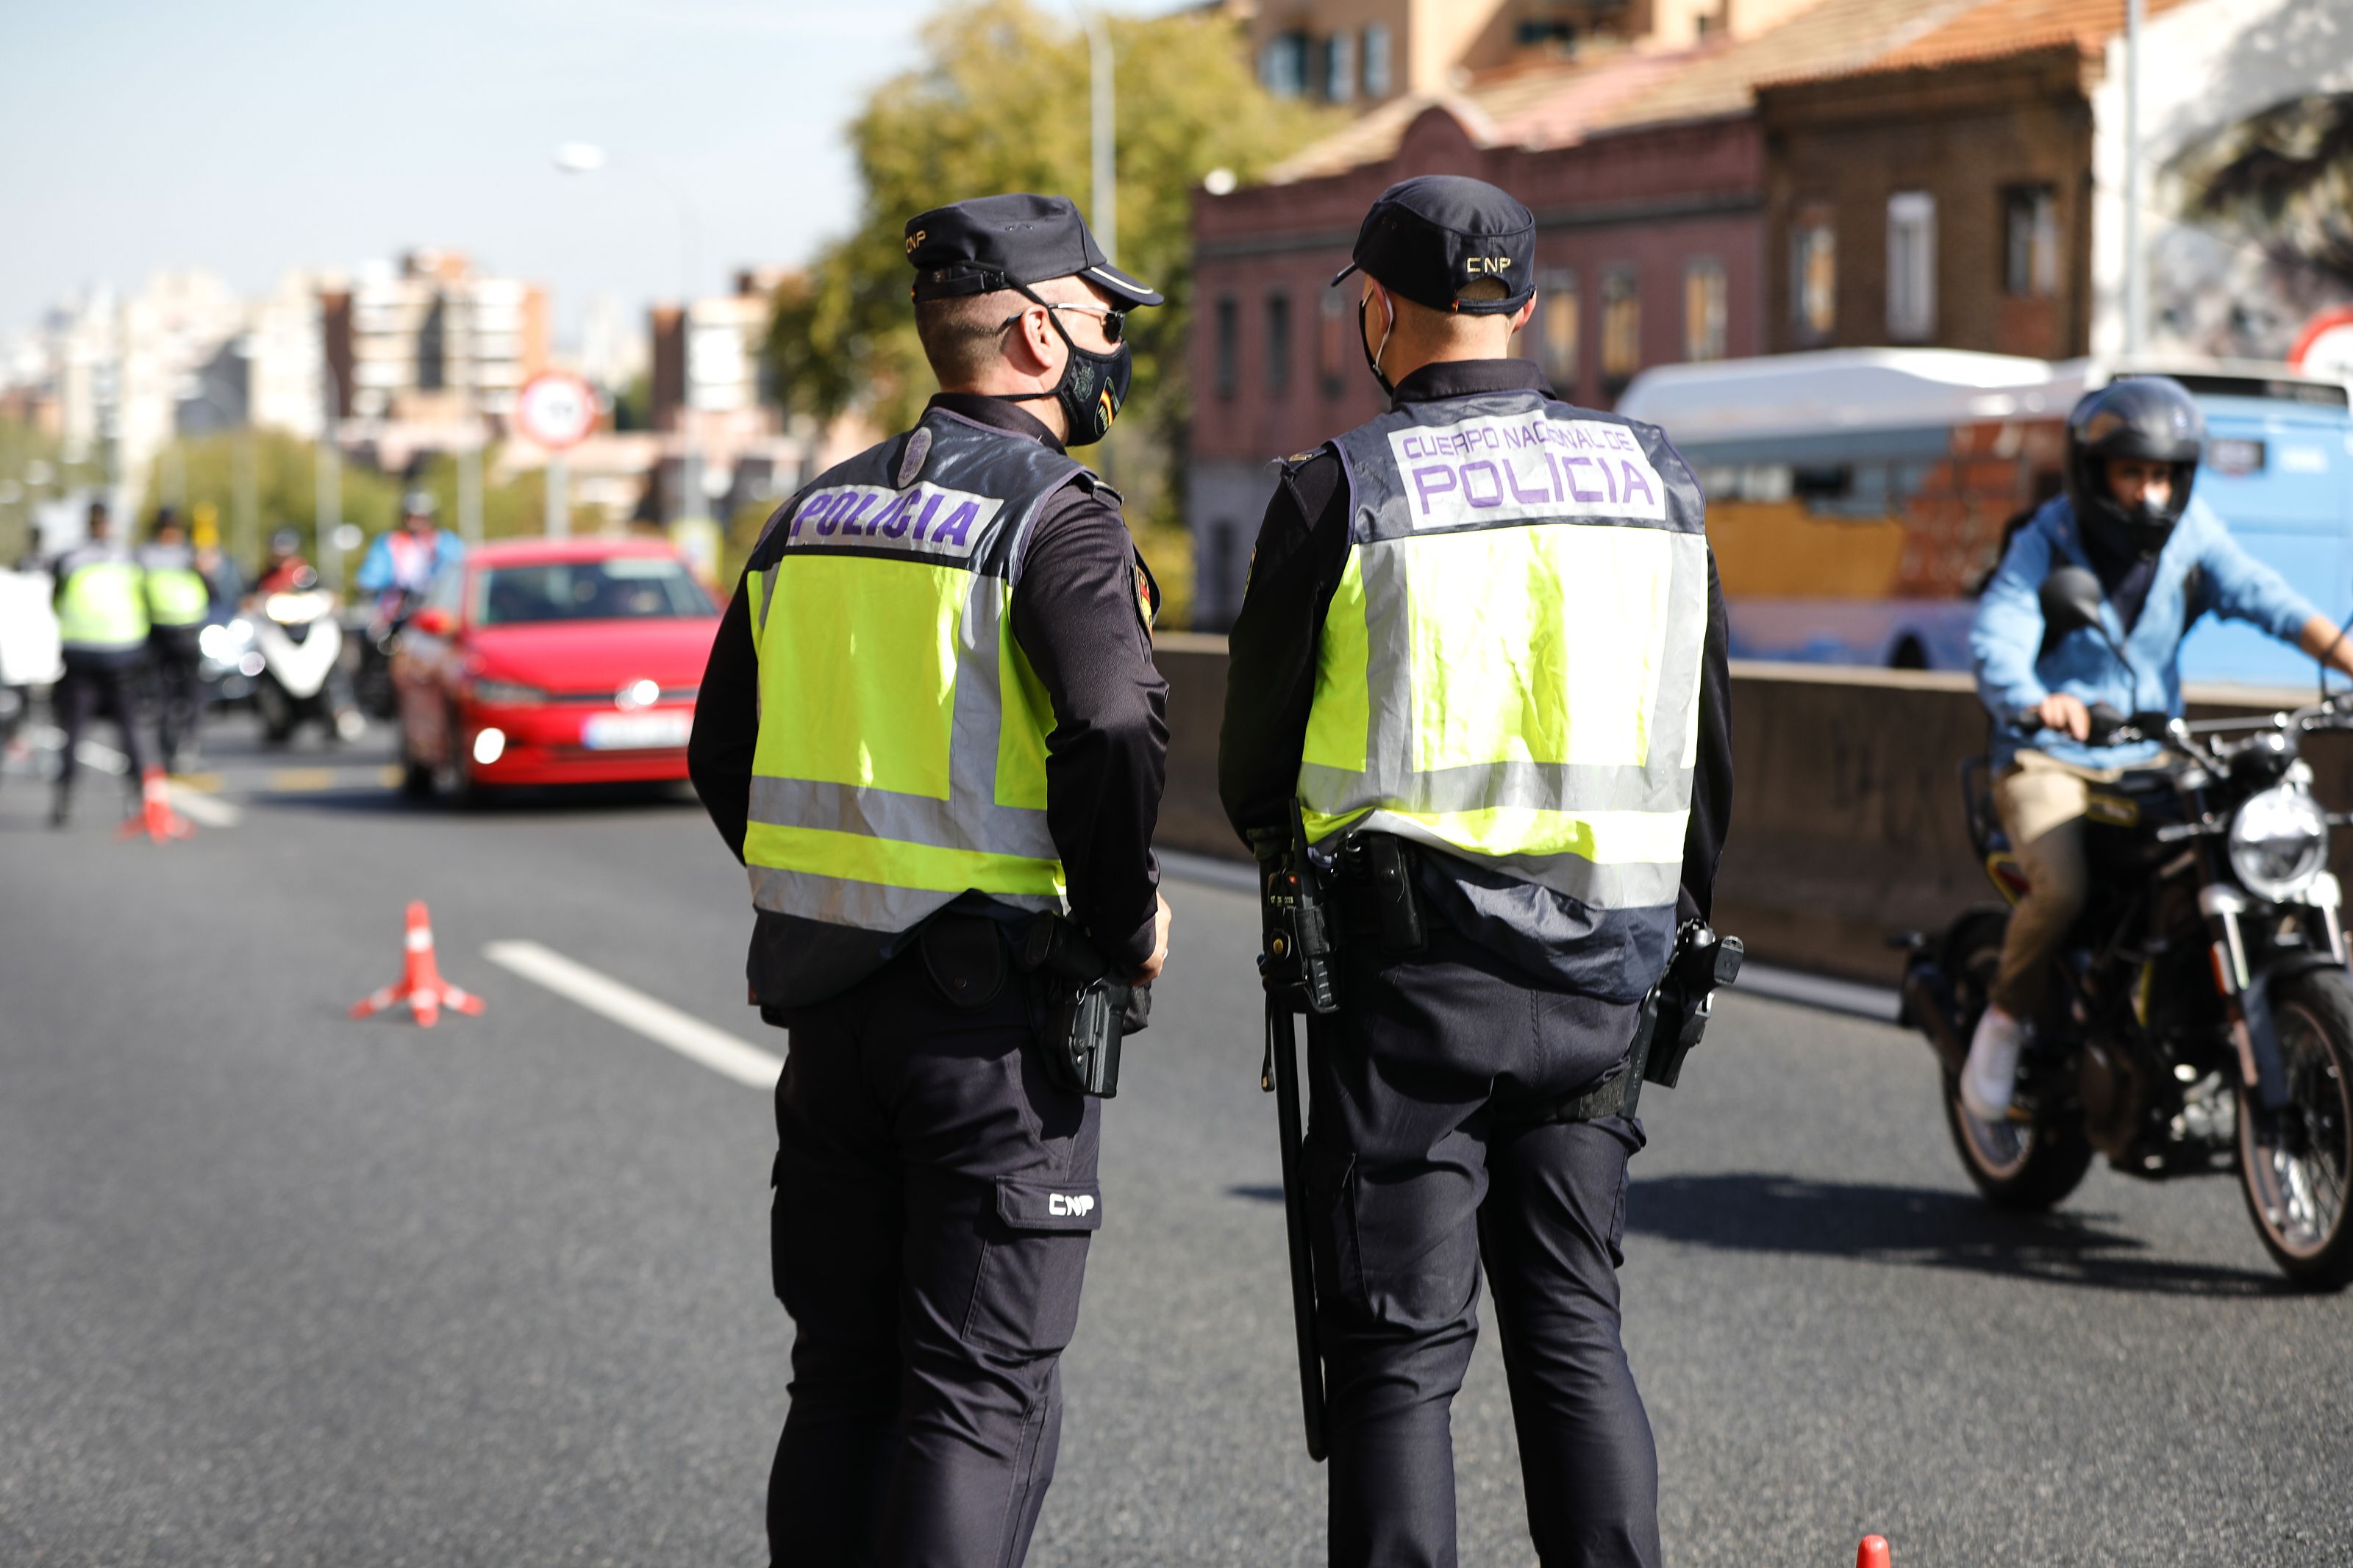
[{"xmin": 391, "ymin": 537, "xmax": 721, "ymax": 801}]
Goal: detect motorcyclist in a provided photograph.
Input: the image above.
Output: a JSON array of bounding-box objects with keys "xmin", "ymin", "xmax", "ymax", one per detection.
[
  {"xmin": 354, "ymin": 490, "xmax": 463, "ymax": 615},
  {"xmin": 1962, "ymin": 376, "xmax": 2353, "ymax": 1123},
  {"xmin": 253, "ymin": 527, "xmax": 318, "ymax": 598}
]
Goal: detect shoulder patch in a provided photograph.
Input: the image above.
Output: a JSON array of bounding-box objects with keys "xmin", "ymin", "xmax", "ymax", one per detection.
[{"xmin": 1132, "ymin": 551, "xmax": 1160, "ymax": 638}]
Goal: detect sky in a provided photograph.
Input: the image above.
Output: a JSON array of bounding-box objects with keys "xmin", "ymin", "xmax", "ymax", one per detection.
[{"xmin": 1, "ymin": 0, "xmax": 1175, "ymax": 345}]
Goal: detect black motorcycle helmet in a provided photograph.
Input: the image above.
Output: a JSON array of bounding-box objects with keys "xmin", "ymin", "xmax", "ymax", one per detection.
[{"xmin": 2063, "ymin": 376, "xmax": 2203, "ymax": 559}]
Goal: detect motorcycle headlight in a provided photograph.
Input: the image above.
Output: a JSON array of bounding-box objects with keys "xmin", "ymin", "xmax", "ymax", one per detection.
[
  {"xmin": 470, "ymin": 679, "xmax": 546, "ymax": 706},
  {"xmin": 2229, "ymin": 783, "xmax": 2329, "ymax": 902}
]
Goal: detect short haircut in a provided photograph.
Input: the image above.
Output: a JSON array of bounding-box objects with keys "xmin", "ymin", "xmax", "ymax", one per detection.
[
  {"xmin": 915, "ymin": 275, "xmax": 1102, "ymax": 386},
  {"xmin": 915, "ymin": 288, "xmax": 1019, "ymax": 385}
]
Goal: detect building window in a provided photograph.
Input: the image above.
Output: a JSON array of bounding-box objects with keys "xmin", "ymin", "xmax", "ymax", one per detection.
[
  {"xmin": 1886, "ymin": 190, "xmax": 1937, "ymax": 342},
  {"xmin": 1260, "ymin": 32, "xmax": 1308, "ymax": 99},
  {"xmin": 1324, "ymin": 32, "xmax": 1356, "ymax": 102},
  {"xmin": 2004, "ymin": 184, "xmax": 2060, "ymax": 298},
  {"xmin": 1362, "ymin": 24, "xmax": 1392, "ymax": 96},
  {"xmin": 1684, "ymin": 257, "xmax": 1728, "ymax": 362},
  {"xmin": 1265, "ymin": 291, "xmax": 1292, "ymax": 399},
  {"xmin": 1534, "ymin": 268, "xmax": 1579, "ymax": 388},
  {"xmin": 1319, "ymin": 290, "xmax": 1350, "ymax": 397},
  {"xmin": 1791, "ymin": 214, "xmax": 1836, "ymax": 342},
  {"xmin": 1214, "ymin": 296, "xmax": 1238, "ymax": 399},
  {"xmin": 1601, "ymin": 267, "xmax": 1640, "ymax": 390}
]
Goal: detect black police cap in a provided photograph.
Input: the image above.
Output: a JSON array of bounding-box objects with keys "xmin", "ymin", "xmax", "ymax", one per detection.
[
  {"xmin": 1332, "ymin": 175, "xmax": 1535, "ymax": 315},
  {"xmin": 905, "ymin": 193, "xmax": 1163, "ymax": 307}
]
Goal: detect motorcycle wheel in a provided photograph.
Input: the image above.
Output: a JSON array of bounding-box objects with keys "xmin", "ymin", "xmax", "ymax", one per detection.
[
  {"xmin": 2238, "ymin": 967, "xmax": 2353, "ymax": 1291},
  {"xmin": 1938, "ymin": 907, "xmax": 2093, "ymax": 1211},
  {"xmin": 255, "ymin": 679, "xmax": 295, "ymax": 745}
]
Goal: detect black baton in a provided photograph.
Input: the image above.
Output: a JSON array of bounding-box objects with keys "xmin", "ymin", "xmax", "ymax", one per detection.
[{"xmin": 1265, "ymin": 998, "xmax": 1327, "ymax": 1462}]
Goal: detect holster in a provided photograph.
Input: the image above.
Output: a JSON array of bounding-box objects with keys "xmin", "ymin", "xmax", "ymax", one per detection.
[
  {"xmin": 1331, "ymin": 832, "xmax": 1427, "ymax": 958},
  {"xmin": 1013, "ymin": 914, "xmax": 1133, "ymax": 1098},
  {"xmin": 1542, "ymin": 920, "xmax": 1744, "ymax": 1124}
]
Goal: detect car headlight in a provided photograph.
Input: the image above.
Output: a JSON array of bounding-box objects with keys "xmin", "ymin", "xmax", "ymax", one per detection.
[
  {"xmin": 2229, "ymin": 783, "xmax": 2329, "ymax": 902},
  {"xmin": 470, "ymin": 679, "xmax": 546, "ymax": 706}
]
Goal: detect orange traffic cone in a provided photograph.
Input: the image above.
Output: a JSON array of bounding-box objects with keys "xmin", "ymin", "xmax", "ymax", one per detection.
[
  {"xmin": 1857, "ymin": 1536, "xmax": 1891, "ymax": 1568},
  {"xmin": 116, "ymin": 767, "xmax": 193, "ymax": 842},
  {"xmin": 349, "ymin": 901, "xmax": 485, "ymax": 1028}
]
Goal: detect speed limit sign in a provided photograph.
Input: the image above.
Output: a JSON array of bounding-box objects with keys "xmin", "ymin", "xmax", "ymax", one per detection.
[{"xmin": 513, "ymin": 370, "xmax": 599, "ymax": 451}]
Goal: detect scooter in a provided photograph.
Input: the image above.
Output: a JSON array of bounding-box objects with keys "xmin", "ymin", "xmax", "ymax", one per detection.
[{"xmin": 248, "ymin": 576, "xmax": 362, "ymax": 745}]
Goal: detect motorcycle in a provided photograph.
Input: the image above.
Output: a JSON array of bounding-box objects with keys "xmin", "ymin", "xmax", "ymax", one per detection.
[
  {"xmin": 1901, "ymin": 565, "xmax": 2353, "ymax": 1289},
  {"xmin": 246, "ymin": 576, "xmax": 362, "ymax": 745}
]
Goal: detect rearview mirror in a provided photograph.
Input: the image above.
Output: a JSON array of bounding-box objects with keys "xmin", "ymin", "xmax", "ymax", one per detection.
[
  {"xmin": 410, "ymin": 606, "xmax": 454, "ymax": 638},
  {"xmin": 2038, "ymin": 565, "xmax": 2107, "ymax": 639}
]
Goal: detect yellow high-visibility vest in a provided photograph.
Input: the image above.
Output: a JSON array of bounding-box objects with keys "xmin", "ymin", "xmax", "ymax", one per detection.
[
  {"xmin": 740, "ymin": 412, "xmax": 1107, "ymax": 937},
  {"xmin": 1299, "ymin": 392, "xmax": 1709, "ymax": 921},
  {"xmin": 55, "ymin": 554, "xmax": 150, "ymax": 651}
]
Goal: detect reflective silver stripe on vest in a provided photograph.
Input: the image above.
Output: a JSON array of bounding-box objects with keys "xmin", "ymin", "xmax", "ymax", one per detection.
[
  {"xmin": 1301, "ymin": 393, "xmax": 1708, "ymax": 909},
  {"xmin": 747, "ymin": 863, "xmax": 1057, "ymax": 932},
  {"xmin": 1335, "ymin": 809, "xmax": 1688, "ymax": 909}
]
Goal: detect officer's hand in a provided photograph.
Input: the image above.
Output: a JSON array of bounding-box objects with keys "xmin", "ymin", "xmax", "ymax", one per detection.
[
  {"xmin": 1135, "ymin": 893, "xmax": 1173, "ymax": 984},
  {"xmin": 2034, "ymin": 692, "xmax": 2091, "ymax": 741}
]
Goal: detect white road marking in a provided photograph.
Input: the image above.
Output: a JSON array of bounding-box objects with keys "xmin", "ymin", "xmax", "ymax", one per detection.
[
  {"xmin": 166, "ymin": 785, "xmax": 241, "ymax": 827},
  {"xmin": 482, "ymin": 939, "xmax": 782, "ymax": 1089},
  {"xmin": 1735, "ymin": 962, "xmax": 1901, "ymax": 1023}
]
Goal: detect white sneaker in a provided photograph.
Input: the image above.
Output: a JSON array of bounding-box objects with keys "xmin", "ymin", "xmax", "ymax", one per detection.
[{"xmin": 1960, "ymin": 1006, "xmax": 2024, "ymax": 1123}]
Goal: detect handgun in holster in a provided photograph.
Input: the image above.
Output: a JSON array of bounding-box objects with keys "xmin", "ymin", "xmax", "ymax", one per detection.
[
  {"xmin": 1632, "ymin": 920, "xmax": 1744, "ymax": 1094},
  {"xmin": 1015, "ymin": 914, "xmax": 1136, "ymax": 1098}
]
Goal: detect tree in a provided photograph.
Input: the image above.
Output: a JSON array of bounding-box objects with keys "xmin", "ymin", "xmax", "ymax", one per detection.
[{"xmin": 764, "ymin": 0, "xmax": 1332, "ymax": 623}]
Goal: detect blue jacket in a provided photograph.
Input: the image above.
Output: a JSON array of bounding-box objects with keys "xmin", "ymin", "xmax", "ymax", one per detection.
[
  {"xmin": 354, "ymin": 528, "xmax": 465, "ymax": 598},
  {"xmin": 1971, "ymin": 494, "xmax": 2317, "ymax": 770}
]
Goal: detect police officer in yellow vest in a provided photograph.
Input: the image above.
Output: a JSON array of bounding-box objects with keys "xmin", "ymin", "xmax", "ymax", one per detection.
[
  {"xmin": 1220, "ymin": 177, "xmax": 1734, "ymax": 1568},
  {"xmin": 688, "ymin": 193, "xmax": 1171, "ymax": 1568},
  {"xmin": 139, "ymin": 506, "xmax": 215, "ymax": 772},
  {"xmin": 50, "ymin": 499, "xmax": 155, "ymax": 828}
]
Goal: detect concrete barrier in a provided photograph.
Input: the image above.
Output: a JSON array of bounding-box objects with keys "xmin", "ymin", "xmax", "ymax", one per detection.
[{"xmin": 1149, "ymin": 634, "xmax": 2353, "ymax": 984}]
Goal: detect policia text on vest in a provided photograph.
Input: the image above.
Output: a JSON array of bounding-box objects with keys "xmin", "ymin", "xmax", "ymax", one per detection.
[
  {"xmin": 685, "ymin": 193, "xmax": 1169, "ymax": 1568},
  {"xmin": 1220, "ymin": 175, "xmax": 1735, "ymax": 1568}
]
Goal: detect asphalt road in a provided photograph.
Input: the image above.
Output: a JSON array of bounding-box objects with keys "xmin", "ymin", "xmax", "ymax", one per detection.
[{"xmin": 4, "ymin": 715, "xmax": 2349, "ymax": 1567}]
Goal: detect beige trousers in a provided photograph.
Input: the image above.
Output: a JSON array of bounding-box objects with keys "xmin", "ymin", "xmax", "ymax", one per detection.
[{"xmin": 1988, "ymin": 750, "xmax": 2133, "ymax": 1020}]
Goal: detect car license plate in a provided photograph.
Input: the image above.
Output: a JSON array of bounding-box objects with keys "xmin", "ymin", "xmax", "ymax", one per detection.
[{"xmin": 582, "ymin": 712, "xmax": 692, "ymax": 750}]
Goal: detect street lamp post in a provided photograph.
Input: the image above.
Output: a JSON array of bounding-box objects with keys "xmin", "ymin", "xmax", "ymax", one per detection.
[
  {"xmin": 2123, "ymin": 0, "xmax": 2146, "ymax": 356},
  {"xmin": 317, "ymin": 351, "xmax": 345, "ymax": 591},
  {"xmin": 1082, "ymin": 9, "xmax": 1116, "ymax": 265}
]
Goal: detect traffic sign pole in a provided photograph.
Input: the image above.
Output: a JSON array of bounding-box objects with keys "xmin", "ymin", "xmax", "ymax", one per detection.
[
  {"xmin": 513, "ymin": 370, "xmax": 598, "ymax": 539},
  {"xmin": 547, "ymin": 454, "xmax": 569, "ymax": 539}
]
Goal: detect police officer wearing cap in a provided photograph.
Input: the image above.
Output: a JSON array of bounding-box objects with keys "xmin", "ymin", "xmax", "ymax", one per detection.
[
  {"xmin": 1221, "ymin": 176, "xmax": 1734, "ymax": 1567},
  {"xmin": 688, "ymin": 192, "xmax": 1171, "ymax": 1567}
]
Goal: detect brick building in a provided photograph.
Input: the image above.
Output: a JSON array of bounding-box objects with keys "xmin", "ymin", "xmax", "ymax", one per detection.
[
  {"xmin": 1756, "ymin": 0, "xmax": 2195, "ymax": 359},
  {"xmin": 1188, "ymin": 0, "xmax": 1960, "ymax": 626}
]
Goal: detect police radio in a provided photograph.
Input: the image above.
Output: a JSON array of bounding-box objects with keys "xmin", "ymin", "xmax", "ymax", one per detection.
[{"xmin": 1253, "ymin": 799, "xmax": 1340, "ymax": 1017}]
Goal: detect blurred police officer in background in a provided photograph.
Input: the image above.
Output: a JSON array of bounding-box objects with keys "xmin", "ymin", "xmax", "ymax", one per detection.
[
  {"xmin": 138, "ymin": 506, "xmax": 214, "ymax": 772},
  {"xmin": 688, "ymin": 193, "xmax": 1171, "ymax": 1567},
  {"xmin": 50, "ymin": 499, "xmax": 154, "ymax": 827},
  {"xmin": 1221, "ymin": 176, "xmax": 1734, "ymax": 1568}
]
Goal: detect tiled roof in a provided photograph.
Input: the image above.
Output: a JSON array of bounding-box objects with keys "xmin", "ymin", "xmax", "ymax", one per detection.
[
  {"xmin": 1265, "ymin": 46, "xmax": 1691, "ymax": 182},
  {"xmin": 1261, "ymin": 0, "xmax": 2009, "ymax": 183},
  {"xmin": 1588, "ymin": 0, "xmax": 1987, "ymax": 128},
  {"xmin": 1860, "ymin": 0, "xmax": 2199, "ymax": 73}
]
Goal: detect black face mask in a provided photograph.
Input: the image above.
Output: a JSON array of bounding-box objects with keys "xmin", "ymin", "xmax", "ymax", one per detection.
[
  {"xmin": 1357, "ymin": 292, "xmax": 1398, "ymax": 400},
  {"xmin": 995, "ymin": 287, "xmax": 1132, "ymax": 448}
]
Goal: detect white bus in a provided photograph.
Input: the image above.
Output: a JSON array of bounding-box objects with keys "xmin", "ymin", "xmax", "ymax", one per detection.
[{"xmin": 1617, "ymin": 349, "xmax": 2353, "ymax": 684}]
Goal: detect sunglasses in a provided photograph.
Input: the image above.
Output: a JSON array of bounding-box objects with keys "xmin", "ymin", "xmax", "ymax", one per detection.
[{"xmin": 1002, "ymin": 299, "xmax": 1126, "ymax": 345}]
